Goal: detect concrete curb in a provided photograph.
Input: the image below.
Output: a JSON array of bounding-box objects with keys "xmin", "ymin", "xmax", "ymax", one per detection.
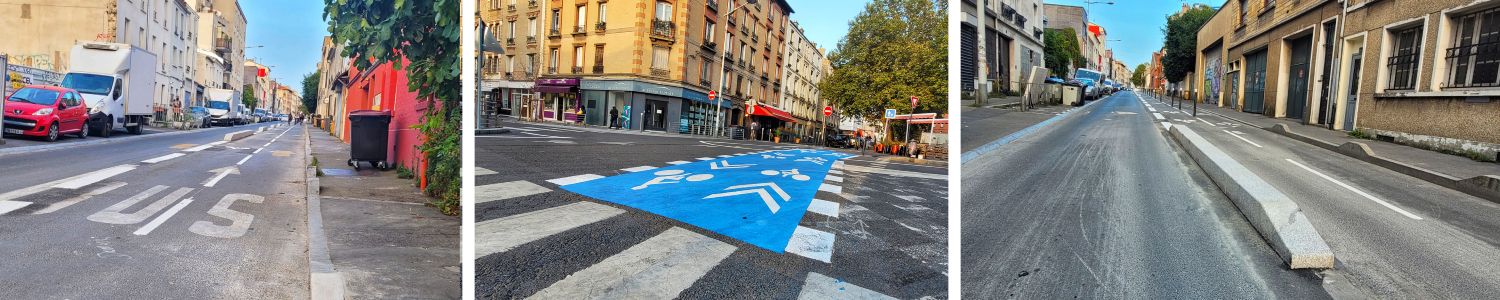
[
  {"xmin": 224, "ymin": 130, "xmax": 254, "ymax": 142},
  {"xmin": 1266, "ymin": 124, "xmax": 1500, "ymax": 203},
  {"xmin": 1168, "ymin": 125, "xmax": 1336, "ymax": 269},
  {"xmin": 473, "ymin": 128, "xmax": 511, "ymax": 135},
  {"xmin": 961, "ymin": 96, "xmax": 1107, "ymax": 164},
  {"xmin": 303, "ymin": 124, "xmax": 345, "ymax": 299}
]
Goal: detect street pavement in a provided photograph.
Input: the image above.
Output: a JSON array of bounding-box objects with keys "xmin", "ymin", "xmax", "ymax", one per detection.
[
  {"xmin": 960, "ymin": 104, "xmax": 1072, "ymax": 153},
  {"xmin": 0, "ymin": 125, "xmax": 179, "ymax": 149},
  {"xmin": 0, "ymin": 122, "xmax": 309, "ymax": 298},
  {"xmin": 962, "ymin": 92, "xmax": 1327, "ymax": 299},
  {"xmin": 475, "ymin": 119, "xmax": 948, "ymax": 299},
  {"xmin": 1142, "ymin": 92, "xmax": 1500, "ymax": 298}
]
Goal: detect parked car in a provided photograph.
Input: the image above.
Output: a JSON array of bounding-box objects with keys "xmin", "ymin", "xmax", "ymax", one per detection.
[
  {"xmin": 3, "ymin": 85, "xmax": 91, "ymax": 141},
  {"xmin": 825, "ymin": 133, "xmax": 853, "ymax": 148},
  {"xmin": 185, "ymin": 106, "xmax": 212, "ymax": 128},
  {"xmin": 1070, "ymin": 68, "xmax": 1104, "ymax": 102}
]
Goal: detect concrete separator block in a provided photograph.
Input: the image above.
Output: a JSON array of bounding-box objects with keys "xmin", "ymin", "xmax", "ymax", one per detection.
[
  {"xmin": 1169, "ymin": 126, "xmax": 1336, "ymax": 269},
  {"xmin": 223, "ymin": 130, "xmax": 253, "ymax": 142}
]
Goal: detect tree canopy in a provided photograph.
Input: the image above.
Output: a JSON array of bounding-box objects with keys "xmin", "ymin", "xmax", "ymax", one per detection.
[
  {"xmin": 819, "ymin": 0, "xmax": 947, "ymax": 122},
  {"xmin": 241, "ymin": 84, "xmax": 257, "ymax": 109},
  {"xmin": 324, "ymin": 0, "xmax": 460, "ymax": 213},
  {"xmin": 1161, "ymin": 4, "xmax": 1216, "ymax": 83},
  {"xmin": 301, "ymin": 70, "xmax": 320, "ymax": 114},
  {"xmin": 1131, "ymin": 64, "xmax": 1148, "ymax": 87},
  {"xmin": 1044, "ymin": 28, "xmax": 1085, "ymax": 79}
]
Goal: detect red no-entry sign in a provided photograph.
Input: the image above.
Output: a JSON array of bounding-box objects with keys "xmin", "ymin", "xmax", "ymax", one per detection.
[
  {"xmin": 910, "ymin": 96, "xmax": 918, "ymax": 108},
  {"xmin": 823, "ymin": 106, "xmax": 832, "ymax": 116},
  {"xmin": 709, "ymin": 90, "xmax": 717, "ymax": 100}
]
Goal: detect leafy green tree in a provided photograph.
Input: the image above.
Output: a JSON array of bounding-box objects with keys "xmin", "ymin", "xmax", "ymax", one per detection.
[
  {"xmin": 241, "ymin": 84, "xmax": 257, "ymax": 109},
  {"xmin": 1131, "ymin": 64, "xmax": 1148, "ymax": 87},
  {"xmin": 301, "ymin": 70, "xmax": 320, "ymax": 114},
  {"xmin": 1043, "ymin": 28, "xmax": 1085, "ymax": 78},
  {"xmin": 1161, "ymin": 4, "xmax": 1216, "ymax": 83},
  {"xmin": 819, "ymin": 0, "xmax": 947, "ymax": 129},
  {"xmin": 324, "ymin": 0, "xmax": 460, "ymax": 214}
]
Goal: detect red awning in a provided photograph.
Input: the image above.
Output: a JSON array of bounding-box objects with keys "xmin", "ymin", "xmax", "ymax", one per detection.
[
  {"xmin": 908, "ymin": 118, "xmax": 947, "ymax": 125},
  {"xmin": 747, "ymin": 105, "xmax": 796, "ymax": 123}
]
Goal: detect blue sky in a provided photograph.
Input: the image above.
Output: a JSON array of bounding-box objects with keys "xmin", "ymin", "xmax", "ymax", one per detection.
[
  {"xmin": 242, "ymin": 0, "xmax": 328, "ymax": 95},
  {"xmin": 787, "ymin": 0, "xmax": 870, "ymax": 56},
  {"xmin": 1045, "ymin": 0, "xmax": 1219, "ymax": 68}
]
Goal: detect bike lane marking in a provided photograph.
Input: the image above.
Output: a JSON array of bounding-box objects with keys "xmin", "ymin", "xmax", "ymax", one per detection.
[{"xmin": 560, "ymin": 149, "xmax": 855, "ymax": 253}]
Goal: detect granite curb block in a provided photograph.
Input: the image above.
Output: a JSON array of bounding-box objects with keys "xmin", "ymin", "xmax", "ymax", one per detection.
[
  {"xmin": 223, "ymin": 130, "xmax": 254, "ymax": 142},
  {"xmin": 1169, "ymin": 125, "xmax": 1336, "ymax": 269},
  {"xmin": 303, "ymin": 124, "xmax": 345, "ymax": 299},
  {"xmin": 1264, "ymin": 124, "xmax": 1500, "ymax": 204}
]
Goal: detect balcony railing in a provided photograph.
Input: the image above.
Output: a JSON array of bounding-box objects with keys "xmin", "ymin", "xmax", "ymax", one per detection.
[
  {"xmin": 506, "ymin": 37, "xmax": 515, "ymax": 45},
  {"xmin": 574, "ymin": 25, "xmax": 587, "ymax": 35},
  {"xmin": 596, "ymin": 22, "xmax": 607, "ymax": 32},
  {"xmin": 528, "ymin": 36, "xmax": 536, "ymax": 43},
  {"xmin": 548, "ymin": 67, "xmax": 557, "ymax": 74},
  {"xmin": 504, "ymin": 72, "xmax": 513, "ymax": 79},
  {"xmin": 507, "ymin": 4, "xmax": 516, "ymax": 11},
  {"xmin": 549, "ymin": 28, "xmax": 561, "ymax": 38},
  {"xmin": 651, "ymin": 68, "xmax": 669, "ymax": 77},
  {"xmin": 701, "ymin": 78, "xmax": 712, "ymax": 86},
  {"xmin": 593, "ymin": 65, "xmax": 604, "ymax": 74},
  {"xmin": 650, "ymin": 20, "xmax": 674, "ymax": 41},
  {"xmin": 572, "ymin": 66, "xmax": 583, "ymax": 73},
  {"xmin": 700, "ymin": 41, "xmax": 717, "ymax": 53},
  {"xmin": 724, "ymin": 53, "xmax": 735, "ymax": 63},
  {"xmin": 1443, "ymin": 39, "xmax": 1500, "ymax": 88},
  {"xmin": 214, "ymin": 37, "xmax": 232, "ymax": 54},
  {"xmin": 528, "ymin": 0, "xmax": 537, "ymax": 7}
]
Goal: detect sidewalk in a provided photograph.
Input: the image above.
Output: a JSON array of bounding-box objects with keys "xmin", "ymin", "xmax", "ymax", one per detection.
[
  {"xmin": 962, "ymin": 95, "xmax": 1023, "ymax": 109},
  {"xmin": 959, "ymin": 103, "xmax": 1073, "ymax": 153},
  {"xmin": 308, "ymin": 127, "xmax": 460, "ymax": 299},
  {"xmin": 1153, "ymin": 96, "xmax": 1500, "ymax": 202}
]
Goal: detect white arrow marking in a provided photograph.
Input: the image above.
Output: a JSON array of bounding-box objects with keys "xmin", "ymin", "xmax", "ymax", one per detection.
[
  {"xmin": 704, "ymin": 183, "xmax": 791, "ymax": 213},
  {"xmin": 710, "ymin": 159, "xmax": 754, "ymax": 170},
  {"xmin": 204, "ymin": 166, "xmax": 240, "ymax": 187}
]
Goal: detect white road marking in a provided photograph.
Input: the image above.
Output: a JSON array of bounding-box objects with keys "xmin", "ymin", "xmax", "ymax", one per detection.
[
  {"xmin": 475, "ymin": 167, "xmax": 498, "ymax": 175},
  {"xmin": 32, "ymin": 182, "xmax": 126, "ymax": 215},
  {"xmin": 819, "ymin": 184, "xmax": 843, "ymax": 194},
  {"xmin": 1223, "ymin": 129, "xmax": 1264, "ymax": 148},
  {"xmin": 666, "ymin": 161, "xmax": 690, "ymax": 165},
  {"xmin": 1196, "ymin": 117, "xmax": 1217, "ymax": 126},
  {"xmin": 695, "ymin": 157, "xmax": 715, "ymax": 161},
  {"xmin": 1152, "ymin": 112, "xmax": 1164, "ymax": 120},
  {"xmin": 530, "ymin": 227, "xmax": 735, "ymax": 299},
  {"xmin": 807, "ymin": 199, "xmax": 840, "ymax": 218},
  {"xmin": 620, "ymin": 166, "xmax": 657, "ymax": 172},
  {"xmin": 798, "ymin": 272, "xmax": 897, "ymax": 300},
  {"xmin": 87, "ymin": 186, "xmax": 190, "ymax": 225},
  {"xmin": 1162, "ymin": 122, "xmax": 1172, "ymax": 130},
  {"xmin": 55, "ymin": 165, "xmax": 137, "ymax": 189},
  {"xmin": 253, "ymin": 148, "xmax": 263, "ymax": 154},
  {"xmin": 189, "ymin": 194, "xmax": 265, "ymax": 238},
  {"xmin": 184, "ymin": 141, "xmax": 226, "ymax": 152},
  {"xmin": 133, "ymin": 198, "xmax": 193, "ymax": 235},
  {"xmin": 824, "ymin": 175, "xmax": 844, "ymax": 183},
  {"xmin": 546, "ymin": 174, "xmax": 604, "ymax": 186},
  {"xmin": 203, "ymin": 167, "xmax": 238, "ymax": 187},
  {"xmin": 140, "ymin": 153, "xmax": 185, "ymax": 164},
  {"xmin": 717, "ymin": 155, "xmax": 732, "ymax": 158},
  {"xmin": 475, "ymin": 201, "xmax": 624, "ymax": 257},
  {"xmin": 0, "ymin": 201, "xmax": 30, "ymax": 215},
  {"xmin": 829, "ymin": 169, "xmax": 843, "ymax": 175},
  {"xmin": 837, "ymin": 164, "xmax": 947, "ymax": 180},
  {"xmin": 236, "ymin": 154, "xmax": 253, "ymax": 165},
  {"xmin": 785, "ymin": 226, "xmax": 835, "ymax": 263},
  {"xmin": 476, "ymin": 180, "xmax": 552, "ymax": 204},
  {"xmin": 1286, "ymin": 159, "xmax": 1424, "ymax": 220}
]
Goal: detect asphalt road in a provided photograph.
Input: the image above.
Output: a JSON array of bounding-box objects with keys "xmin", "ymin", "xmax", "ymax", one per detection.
[
  {"xmin": 1144, "ymin": 93, "xmax": 1500, "ymax": 298},
  {"xmin": 474, "ymin": 120, "xmax": 948, "ymax": 299},
  {"xmin": 0, "ymin": 121, "xmax": 309, "ymax": 298},
  {"xmin": 962, "ymin": 92, "xmax": 1328, "ymax": 299}
]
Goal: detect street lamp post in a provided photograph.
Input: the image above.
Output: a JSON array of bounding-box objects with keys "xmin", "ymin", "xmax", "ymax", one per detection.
[{"xmin": 715, "ymin": 0, "xmax": 758, "ymax": 138}]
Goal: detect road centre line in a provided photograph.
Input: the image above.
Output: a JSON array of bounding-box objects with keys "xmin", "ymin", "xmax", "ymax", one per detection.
[
  {"xmin": 1222, "ymin": 129, "xmax": 1264, "ymax": 148},
  {"xmin": 141, "ymin": 153, "xmax": 186, "ymax": 164},
  {"xmin": 133, "ymin": 198, "xmax": 193, "ymax": 235},
  {"xmin": 1286, "ymin": 159, "xmax": 1423, "ymax": 220}
]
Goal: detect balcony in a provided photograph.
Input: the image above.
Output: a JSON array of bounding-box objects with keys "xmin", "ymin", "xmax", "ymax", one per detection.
[
  {"xmin": 724, "ymin": 53, "xmax": 735, "ymax": 64},
  {"xmin": 548, "ymin": 67, "xmax": 557, "ymax": 74},
  {"xmin": 593, "ymin": 65, "xmax": 604, "ymax": 74},
  {"xmin": 699, "ymin": 41, "xmax": 717, "ymax": 53},
  {"xmin": 595, "ymin": 22, "xmax": 606, "ymax": 32},
  {"xmin": 650, "ymin": 20, "xmax": 674, "ymax": 41},
  {"xmin": 651, "ymin": 68, "xmax": 669, "ymax": 77},
  {"xmin": 572, "ymin": 66, "xmax": 583, "ymax": 73},
  {"xmin": 506, "ymin": 37, "xmax": 515, "ymax": 45},
  {"xmin": 700, "ymin": 78, "xmax": 712, "ymax": 86},
  {"xmin": 213, "ymin": 37, "xmax": 232, "ymax": 55},
  {"xmin": 549, "ymin": 28, "xmax": 561, "ymax": 38},
  {"xmin": 573, "ymin": 25, "xmax": 587, "ymax": 35},
  {"xmin": 507, "ymin": 4, "xmax": 516, "ymax": 11},
  {"xmin": 528, "ymin": 0, "xmax": 537, "ymax": 8},
  {"xmin": 750, "ymin": 34, "xmax": 758, "ymax": 43},
  {"xmin": 504, "ymin": 72, "xmax": 513, "ymax": 80},
  {"xmin": 528, "ymin": 36, "xmax": 536, "ymax": 43}
]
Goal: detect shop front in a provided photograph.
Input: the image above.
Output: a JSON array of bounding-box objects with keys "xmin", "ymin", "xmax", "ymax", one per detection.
[
  {"xmin": 535, "ymin": 78, "xmax": 582, "ymax": 123},
  {"xmin": 745, "ymin": 103, "xmax": 797, "ymax": 141},
  {"xmin": 481, "ymin": 79, "xmax": 533, "ymax": 118},
  {"xmin": 580, "ymin": 79, "xmax": 729, "ymax": 134}
]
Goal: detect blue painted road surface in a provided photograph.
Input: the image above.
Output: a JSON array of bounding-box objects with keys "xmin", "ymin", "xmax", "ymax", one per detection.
[{"xmin": 562, "ymin": 149, "xmax": 855, "ymax": 252}]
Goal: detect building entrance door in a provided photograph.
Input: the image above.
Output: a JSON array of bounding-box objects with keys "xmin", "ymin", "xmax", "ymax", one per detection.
[
  {"xmin": 1244, "ymin": 50, "xmax": 1268, "ymax": 114},
  {"xmin": 1287, "ymin": 35, "xmax": 1313, "ymax": 121},
  {"xmin": 643, "ymin": 100, "xmax": 669, "ymax": 131}
]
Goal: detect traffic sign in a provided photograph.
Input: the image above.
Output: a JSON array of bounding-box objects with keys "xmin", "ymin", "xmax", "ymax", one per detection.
[
  {"xmin": 910, "ymin": 96, "xmax": 918, "ymax": 108},
  {"xmin": 823, "ymin": 106, "xmax": 832, "ymax": 117},
  {"xmin": 709, "ymin": 90, "xmax": 717, "ymax": 100},
  {"xmin": 560, "ymin": 150, "xmax": 855, "ymax": 252},
  {"xmin": 884, "ymin": 109, "xmax": 897, "ymax": 119}
]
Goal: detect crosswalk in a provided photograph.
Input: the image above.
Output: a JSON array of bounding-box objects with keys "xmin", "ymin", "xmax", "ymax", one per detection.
[{"xmin": 473, "ymin": 152, "xmax": 901, "ymax": 298}]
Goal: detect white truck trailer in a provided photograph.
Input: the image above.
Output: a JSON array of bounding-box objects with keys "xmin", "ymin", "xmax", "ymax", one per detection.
[
  {"xmin": 60, "ymin": 42, "xmax": 156, "ymax": 137},
  {"xmin": 204, "ymin": 88, "xmax": 241, "ymax": 126}
]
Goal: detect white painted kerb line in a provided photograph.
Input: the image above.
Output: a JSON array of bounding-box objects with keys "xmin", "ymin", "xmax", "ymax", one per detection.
[{"xmin": 1286, "ymin": 159, "xmax": 1423, "ymax": 220}]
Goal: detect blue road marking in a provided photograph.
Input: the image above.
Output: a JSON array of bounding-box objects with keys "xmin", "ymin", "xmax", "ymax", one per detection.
[{"xmin": 561, "ymin": 149, "xmax": 855, "ymax": 252}]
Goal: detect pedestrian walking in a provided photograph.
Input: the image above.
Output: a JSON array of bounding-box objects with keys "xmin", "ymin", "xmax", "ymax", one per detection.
[{"xmin": 609, "ymin": 106, "xmax": 619, "ymax": 129}]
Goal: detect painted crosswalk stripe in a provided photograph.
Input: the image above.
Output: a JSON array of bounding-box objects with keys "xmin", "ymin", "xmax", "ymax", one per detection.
[
  {"xmin": 55, "ymin": 165, "xmax": 136, "ymax": 189},
  {"xmin": 475, "ymin": 167, "xmax": 498, "ymax": 176},
  {"xmin": 0, "ymin": 201, "xmax": 30, "ymax": 215},
  {"xmin": 785, "ymin": 226, "xmax": 835, "ymax": 263},
  {"xmin": 546, "ymin": 174, "xmax": 605, "ymax": 186},
  {"xmin": 476, "ymin": 201, "xmax": 624, "ymax": 257},
  {"xmin": 141, "ymin": 153, "xmax": 185, "ymax": 164},
  {"xmin": 717, "ymin": 155, "xmax": 733, "ymax": 158},
  {"xmin": 530, "ymin": 227, "xmax": 736, "ymax": 299},
  {"xmin": 695, "ymin": 157, "xmax": 715, "ymax": 161},
  {"xmin": 476, "ymin": 181, "xmax": 552, "ymax": 204},
  {"xmin": 183, "ymin": 141, "xmax": 226, "ymax": 152},
  {"xmin": 620, "ymin": 166, "xmax": 657, "ymax": 172},
  {"xmin": 819, "ymin": 184, "xmax": 843, "ymax": 194},
  {"xmin": 1152, "ymin": 112, "xmax": 1164, "ymax": 120},
  {"xmin": 807, "ymin": 199, "xmax": 839, "ymax": 218},
  {"xmin": 665, "ymin": 161, "xmax": 690, "ymax": 165},
  {"xmin": 824, "ymin": 175, "xmax": 843, "ymax": 183},
  {"xmin": 829, "ymin": 169, "xmax": 843, "ymax": 175},
  {"xmin": 798, "ymin": 272, "xmax": 896, "ymax": 300}
]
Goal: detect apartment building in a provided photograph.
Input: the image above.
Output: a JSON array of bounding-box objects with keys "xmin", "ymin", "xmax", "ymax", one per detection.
[
  {"xmin": 1043, "ymin": 4, "xmax": 1108, "ymax": 78},
  {"xmin": 780, "ymin": 21, "xmax": 826, "ymax": 139},
  {"xmin": 317, "ymin": 36, "xmax": 350, "ymax": 134},
  {"xmin": 479, "ymin": 0, "xmax": 544, "ymax": 118},
  {"xmin": 1195, "ymin": 2, "xmax": 1234, "ymax": 107},
  {"xmin": 188, "ymin": 0, "xmax": 248, "ymax": 106},
  {"xmin": 962, "ymin": 0, "xmax": 1046, "ymax": 93}
]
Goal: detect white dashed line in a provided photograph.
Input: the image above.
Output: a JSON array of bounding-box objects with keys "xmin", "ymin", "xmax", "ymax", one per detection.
[
  {"xmin": 55, "ymin": 165, "xmax": 137, "ymax": 189},
  {"xmin": 1223, "ymin": 129, "xmax": 1264, "ymax": 148},
  {"xmin": 236, "ymin": 154, "xmax": 253, "ymax": 165},
  {"xmin": 184, "ymin": 141, "xmax": 226, "ymax": 152},
  {"xmin": 141, "ymin": 153, "xmax": 185, "ymax": 164},
  {"xmin": 666, "ymin": 161, "xmax": 690, "ymax": 165}
]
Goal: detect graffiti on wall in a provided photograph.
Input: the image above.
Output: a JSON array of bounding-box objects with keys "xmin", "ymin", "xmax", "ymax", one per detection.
[
  {"xmin": 7, "ymin": 64, "xmax": 64, "ymax": 90},
  {"xmin": 1204, "ymin": 56, "xmax": 1223, "ymax": 104},
  {"xmin": 12, "ymin": 54, "xmax": 55, "ymax": 71}
]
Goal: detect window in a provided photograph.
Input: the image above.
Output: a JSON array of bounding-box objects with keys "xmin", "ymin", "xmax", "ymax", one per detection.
[
  {"xmin": 507, "ymin": 55, "xmax": 515, "ymax": 73},
  {"xmin": 509, "ymin": 21, "xmax": 516, "ymax": 39},
  {"xmin": 574, "ymin": 46, "xmax": 584, "ymax": 68},
  {"xmin": 652, "ymin": 46, "xmax": 670, "ymax": 70},
  {"xmin": 705, "ymin": 19, "xmax": 716, "ymax": 43},
  {"xmin": 529, "ymin": 18, "xmax": 537, "ymax": 37},
  {"xmin": 1239, "ymin": 0, "xmax": 1248, "ymax": 25},
  {"xmin": 576, "ymin": 5, "xmax": 587, "ymax": 28},
  {"xmin": 551, "ymin": 10, "xmax": 561, "ymax": 31},
  {"xmin": 655, "ymin": 1, "xmax": 673, "ymax": 21},
  {"xmin": 599, "ymin": 3, "xmax": 607, "ymax": 23},
  {"xmin": 1446, "ymin": 7, "xmax": 1500, "ymax": 88},
  {"xmin": 550, "ymin": 48, "xmax": 560, "ymax": 71},
  {"xmin": 701, "ymin": 57, "xmax": 714, "ymax": 82},
  {"xmin": 1387, "ymin": 25, "xmax": 1423, "ymax": 90}
]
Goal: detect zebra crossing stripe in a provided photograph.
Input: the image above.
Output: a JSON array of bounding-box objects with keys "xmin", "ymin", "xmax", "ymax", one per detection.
[
  {"xmin": 818, "ymin": 184, "xmax": 843, "ymax": 194},
  {"xmin": 620, "ymin": 166, "xmax": 657, "ymax": 172},
  {"xmin": 530, "ymin": 227, "xmax": 736, "ymax": 299},
  {"xmin": 546, "ymin": 174, "xmax": 605, "ymax": 186},
  {"xmin": 807, "ymin": 199, "xmax": 839, "ymax": 218},
  {"xmin": 824, "ymin": 175, "xmax": 844, "ymax": 183},
  {"xmin": 798, "ymin": 272, "xmax": 897, "ymax": 300},
  {"xmin": 695, "ymin": 157, "xmax": 715, "ymax": 161},
  {"xmin": 477, "ymin": 180, "xmax": 552, "ymax": 204},
  {"xmin": 785, "ymin": 226, "xmax": 835, "ymax": 263},
  {"xmin": 665, "ymin": 161, "xmax": 690, "ymax": 165},
  {"xmin": 0, "ymin": 201, "xmax": 30, "ymax": 215},
  {"xmin": 475, "ymin": 167, "xmax": 498, "ymax": 176},
  {"xmin": 476, "ymin": 201, "xmax": 624, "ymax": 257}
]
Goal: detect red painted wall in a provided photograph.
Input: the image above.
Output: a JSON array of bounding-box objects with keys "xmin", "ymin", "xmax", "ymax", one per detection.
[{"xmin": 339, "ymin": 56, "xmax": 436, "ymax": 176}]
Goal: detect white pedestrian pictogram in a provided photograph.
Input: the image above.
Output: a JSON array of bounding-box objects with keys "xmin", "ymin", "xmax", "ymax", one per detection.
[
  {"xmin": 704, "ymin": 182, "xmax": 791, "ymax": 213},
  {"xmin": 761, "ymin": 169, "xmax": 811, "ymax": 181},
  {"xmin": 632, "ymin": 169, "xmax": 713, "ymax": 190}
]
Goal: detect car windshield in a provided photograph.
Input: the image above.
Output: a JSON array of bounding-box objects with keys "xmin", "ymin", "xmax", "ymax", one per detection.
[
  {"xmin": 60, "ymin": 73, "xmax": 114, "ymax": 95},
  {"xmin": 189, "ymin": 107, "xmax": 208, "ymax": 113},
  {"xmin": 1075, "ymin": 70, "xmax": 1102, "ymax": 82},
  {"xmin": 207, "ymin": 100, "xmax": 231, "ymax": 110},
  {"xmin": 7, "ymin": 88, "xmax": 60, "ymax": 105}
]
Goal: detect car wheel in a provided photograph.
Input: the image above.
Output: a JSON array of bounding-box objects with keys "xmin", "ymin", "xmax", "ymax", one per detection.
[
  {"xmin": 77, "ymin": 122, "xmax": 88, "ymax": 139},
  {"xmin": 102, "ymin": 121, "xmax": 113, "ymax": 138},
  {"xmin": 46, "ymin": 123, "xmax": 59, "ymax": 142}
]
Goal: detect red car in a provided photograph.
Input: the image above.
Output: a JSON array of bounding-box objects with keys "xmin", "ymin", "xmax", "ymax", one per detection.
[{"xmin": 4, "ymin": 85, "xmax": 90, "ymax": 142}]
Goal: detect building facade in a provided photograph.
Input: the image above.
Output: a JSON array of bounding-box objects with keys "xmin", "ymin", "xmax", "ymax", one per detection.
[
  {"xmin": 780, "ymin": 21, "xmax": 825, "ymax": 140},
  {"xmin": 962, "ymin": 0, "xmax": 1046, "ymax": 93},
  {"xmin": 479, "ymin": 0, "xmax": 543, "ymax": 120},
  {"xmin": 317, "ymin": 36, "xmax": 350, "ymax": 135},
  {"xmin": 188, "ymin": 0, "xmax": 247, "ymax": 108}
]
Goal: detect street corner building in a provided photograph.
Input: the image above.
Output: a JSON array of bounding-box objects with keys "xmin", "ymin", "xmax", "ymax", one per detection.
[
  {"xmin": 1192, "ymin": 0, "xmax": 1500, "ymax": 161},
  {"xmin": 478, "ymin": 0, "xmax": 838, "ymax": 142}
]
